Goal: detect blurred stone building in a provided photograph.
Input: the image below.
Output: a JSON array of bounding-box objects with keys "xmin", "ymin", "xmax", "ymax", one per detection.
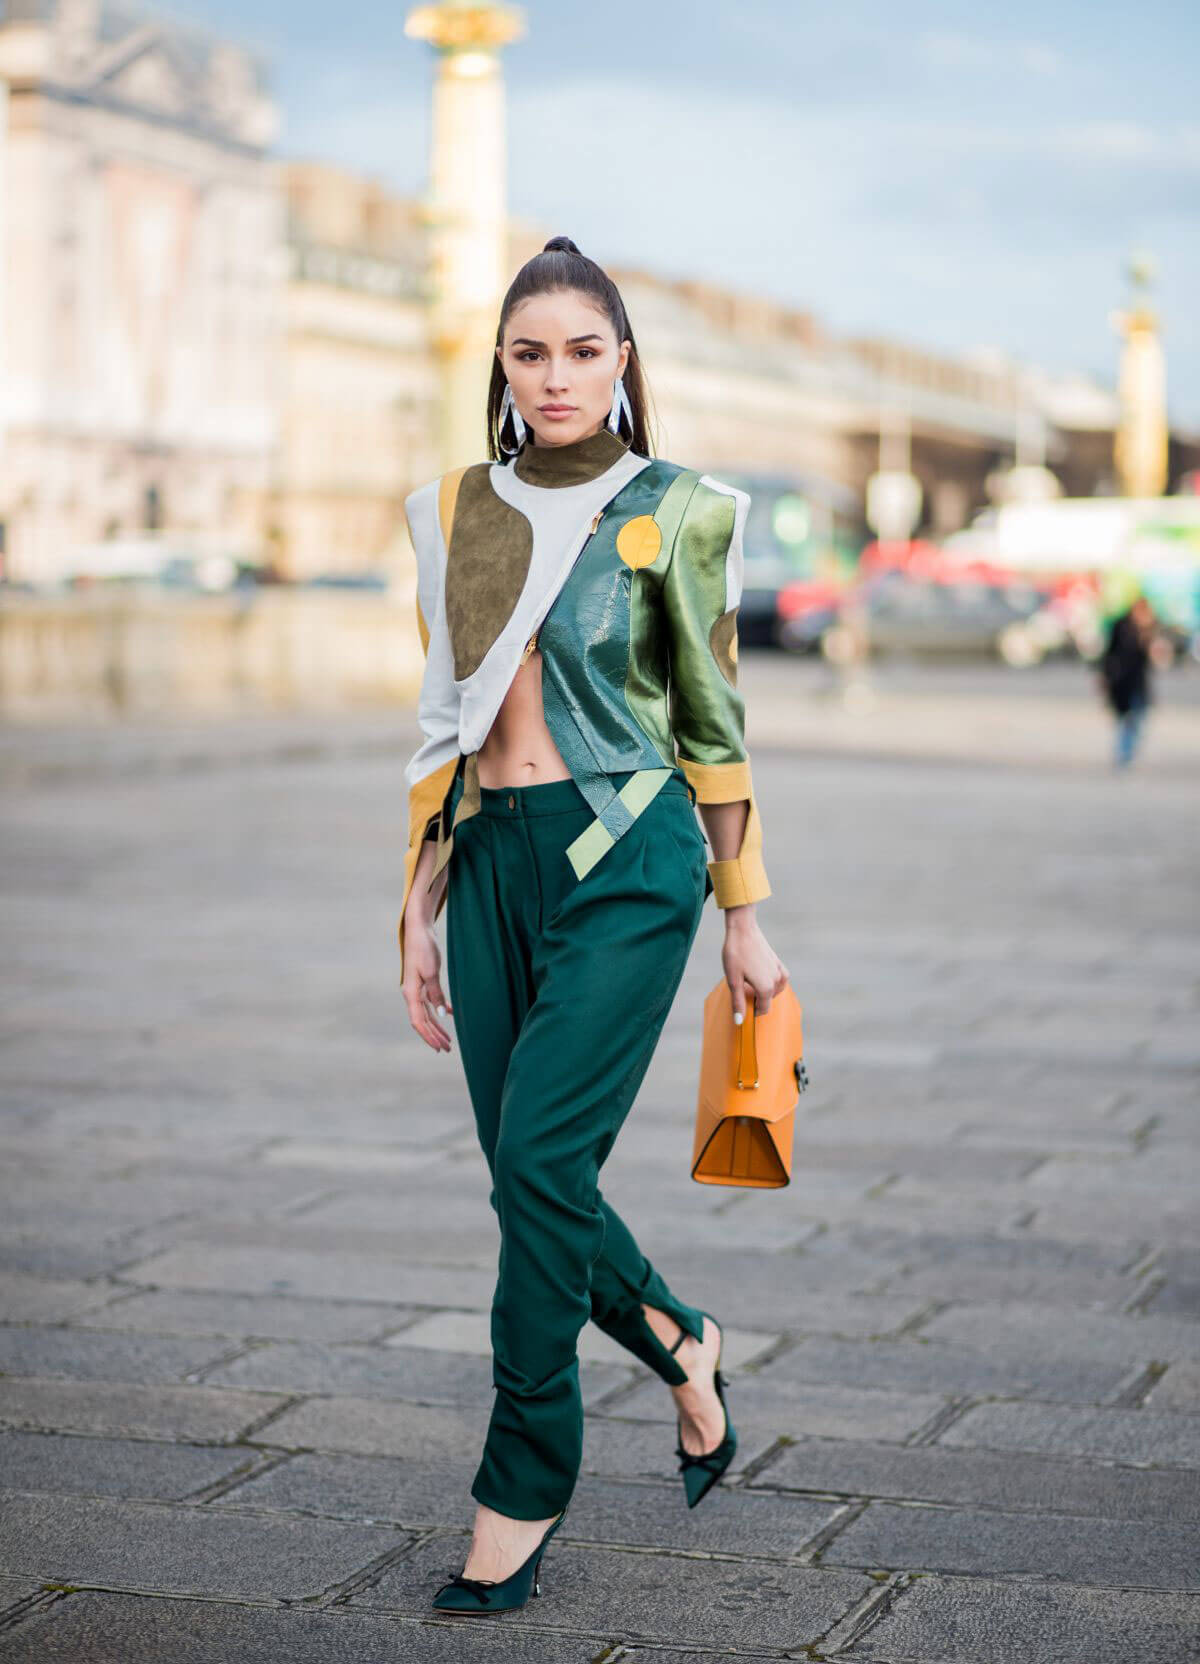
[
  {"xmin": 3, "ymin": 0, "xmax": 1197, "ymax": 593},
  {"xmin": 0, "ymin": 0, "xmax": 281, "ymax": 584},
  {"xmin": 275, "ymin": 162, "xmax": 438, "ymax": 580}
]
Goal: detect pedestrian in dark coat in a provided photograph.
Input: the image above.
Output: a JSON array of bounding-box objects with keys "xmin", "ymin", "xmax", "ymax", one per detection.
[{"xmin": 1098, "ymin": 595, "xmax": 1157, "ymax": 768}]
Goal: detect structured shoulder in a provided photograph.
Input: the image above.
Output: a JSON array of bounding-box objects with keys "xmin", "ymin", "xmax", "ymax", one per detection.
[
  {"xmin": 404, "ymin": 460, "xmax": 492, "ymax": 517},
  {"xmin": 692, "ymin": 472, "xmax": 751, "ymax": 514},
  {"xmin": 673, "ymin": 472, "xmax": 748, "ymax": 552}
]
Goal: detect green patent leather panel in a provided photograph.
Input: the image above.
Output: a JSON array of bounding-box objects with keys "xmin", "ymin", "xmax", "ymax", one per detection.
[{"xmin": 537, "ymin": 460, "xmax": 687, "ymax": 776}]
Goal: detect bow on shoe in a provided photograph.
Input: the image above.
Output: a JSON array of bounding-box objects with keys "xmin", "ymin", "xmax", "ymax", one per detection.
[
  {"xmin": 438, "ymin": 1574, "xmax": 497, "ymax": 1606},
  {"xmin": 675, "ymin": 1443, "xmax": 730, "ymax": 1472}
]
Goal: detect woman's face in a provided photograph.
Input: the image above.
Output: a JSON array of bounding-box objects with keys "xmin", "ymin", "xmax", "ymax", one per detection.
[{"xmin": 497, "ymin": 289, "xmax": 631, "ymax": 448}]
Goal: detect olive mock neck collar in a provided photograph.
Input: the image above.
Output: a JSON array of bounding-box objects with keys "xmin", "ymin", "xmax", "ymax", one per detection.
[{"xmin": 511, "ymin": 427, "xmax": 631, "ymax": 488}]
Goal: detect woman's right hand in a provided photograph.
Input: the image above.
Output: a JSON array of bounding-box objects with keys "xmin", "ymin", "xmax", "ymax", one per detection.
[{"xmin": 402, "ymin": 912, "xmax": 454, "ymax": 1053}]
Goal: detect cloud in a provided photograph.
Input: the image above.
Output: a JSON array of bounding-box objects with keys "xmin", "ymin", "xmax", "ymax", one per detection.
[
  {"xmin": 918, "ymin": 31, "xmax": 1062, "ymax": 77},
  {"xmin": 1052, "ymin": 121, "xmax": 1200, "ymax": 167},
  {"xmin": 506, "ymin": 74, "xmax": 1200, "ymax": 420}
]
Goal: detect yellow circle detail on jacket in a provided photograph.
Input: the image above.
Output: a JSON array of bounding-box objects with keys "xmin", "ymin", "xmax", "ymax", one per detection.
[{"xmin": 615, "ymin": 515, "xmax": 663, "ymax": 570}]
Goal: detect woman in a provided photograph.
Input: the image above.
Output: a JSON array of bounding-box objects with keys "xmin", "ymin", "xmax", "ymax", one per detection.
[{"xmin": 398, "ymin": 236, "xmax": 789, "ymax": 1616}]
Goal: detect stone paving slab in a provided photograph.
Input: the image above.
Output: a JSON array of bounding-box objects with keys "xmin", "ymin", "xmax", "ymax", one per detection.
[
  {"xmin": 349, "ymin": 1535, "xmax": 871, "ymax": 1652},
  {"xmin": 936, "ymin": 1401, "xmax": 1200, "ymax": 1467},
  {"xmin": 839, "ymin": 1573, "xmax": 1200, "ymax": 1663},
  {"xmin": 0, "ymin": 1271, "xmax": 126, "ymax": 1325},
  {"xmin": 2, "ymin": 681, "xmax": 1197, "ymax": 1661},
  {"xmin": 213, "ymin": 1451, "xmax": 483, "ymax": 1526},
  {"xmin": 70, "ymin": 1288, "xmax": 423, "ymax": 1345},
  {"xmin": 876, "ymin": 1262, "xmax": 1142, "ymax": 1310},
  {"xmin": 925, "ymin": 1297, "xmax": 1198, "ymax": 1364},
  {"xmin": 621, "ymin": 1251, "xmax": 928, "ymax": 1337},
  {"xmin": 0, "ymin": 1324, "xmax": 234, "ymax": 1385},
  {"xmin": 1144, "ymin": 1248, "xmax": 1200, "ymax": 1320},
  {"xmin": 0, "ymin": 1431, "xmax": 251, "ymax": 1501},
  {"xmin": 822, "ymin": 1499, "xmax": 1199, "ymax": 1589},
  {"xmin": 751, "ymin": 1435, "xmax": 1200, "ymax": 1521},
  {"xmin": 260, "ymin": 1394, "xmax": 491, "ymax": 1460},
  {"xmin": 0, "ymin": 1578, "xmax": 45, "ymax": 1612},
  {"xmin": 580, "ymin": 1413, "xmax": 782, "ymax": 1480},
  {"xmin": 220, "ymin": 1450, "xmax": 840, "ymax": 1557},
  {"xmin": 613, "ymin": 1376, "xmax": 947, "ymax": 1444},
  {"xmin": 0, "ymin": 1232, "xmax": 155, "ymax": 1282},
  {"xmin": 0, "ymin": 1378, "xmax": 289, "ymax": 1443},
  {"xmin": 386, "ymin": 1309, "xmax": 777, "ymax": 1372},
  {"xmin": 700, "ymin": 1334, "xmax": 1133, "ymax": 1404},
  {"xmin": 201, "ymin": 1341, "xmax": 629, "ymax": 1412},
  {"xmin": 119, "ymin": 1245, "xmax": 501, "ymax": 1308},
  {"xmin": 0, "ymin": 1491, "xmax": 406, "ymax": 1602},
  {"xmin": 1146, "ymin": 1360, "xmax": 1200, "ymax": 1411},
  {"xmin": 0, "ymin": 1593, "xmax": 638, "ymax": 1662},
  {"xmin": 155, "ymin": 1214, "xmax": 508, "ymax": 1267}
]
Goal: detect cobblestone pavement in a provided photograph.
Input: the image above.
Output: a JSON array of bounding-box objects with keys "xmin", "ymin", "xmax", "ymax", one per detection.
[{"xmin": 1, "ymin": 661, "xmax": 1198, "ymax": 1661}]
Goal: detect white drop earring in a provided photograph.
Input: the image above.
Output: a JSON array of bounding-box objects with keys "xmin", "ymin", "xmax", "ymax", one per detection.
[
  {"xmin": 498, "ymin": 383, "xmax": 527, "ymax": 456},
  {"xmin": 607, "ymin": 374, "xmax": 634, "ymax": 440}
]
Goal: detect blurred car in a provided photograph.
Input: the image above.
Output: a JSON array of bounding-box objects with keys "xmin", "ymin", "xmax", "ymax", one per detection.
[
  {"xmin": 792, "ymin": 570, "xmax": 1052, "ymax": 662},
  {"xmin": 775, "ymin": 579, "xmax": 846, "ymax": 653},
  {"xmin": 701, "ymin": 471, "xmax": 866, "ymax": 647},
  {"xmin": 300, "ymin": 572, "xmax": 390, "ymax": 591},
  {"xmin": 60, "ymin": 537, "xmax": 262, "ymax": 592}
]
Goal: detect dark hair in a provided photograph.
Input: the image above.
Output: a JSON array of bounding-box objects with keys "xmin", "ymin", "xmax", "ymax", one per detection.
[{"xmin": 486, "ymin": 235, "xmax": 657, "ymax": 460}]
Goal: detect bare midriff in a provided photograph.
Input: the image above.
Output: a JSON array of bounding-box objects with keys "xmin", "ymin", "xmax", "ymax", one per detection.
[{"xmin": 475, "ymin": 647, "xmax": 572, "ymax": 789}]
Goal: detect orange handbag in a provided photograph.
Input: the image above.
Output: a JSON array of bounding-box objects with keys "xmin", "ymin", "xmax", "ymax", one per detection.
[{"xmin": 691, "ymin": 979, "xmax": 808, "ymax": 1187}]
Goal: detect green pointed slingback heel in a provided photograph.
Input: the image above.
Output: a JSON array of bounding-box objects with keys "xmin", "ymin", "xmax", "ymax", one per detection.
[
  {"xmin": 670, "ymin": 1311, "xmax": 737, "ymax": 1508},
  {"xmin": 431, "ymin": 1507, "xmax": 568, "ymax": 1615}
]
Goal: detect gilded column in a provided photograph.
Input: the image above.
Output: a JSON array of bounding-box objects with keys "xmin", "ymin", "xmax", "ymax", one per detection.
[
  {"xmin": 1112, "ymin": 255, "xmax": 1168, "ymax": 498},
  {"xmin": 405, "ymin": 1, "xmax": 525, "ymax": 472}
]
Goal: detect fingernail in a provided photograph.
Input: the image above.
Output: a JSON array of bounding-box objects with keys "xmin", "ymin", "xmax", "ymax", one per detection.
[
  {"xmin": 436, "ymin": 1004, "xmax": 447, "ymax": 1017},
  {"xmin": 733, "ymin": 1011, "xmax": 744, "ymax": 1025}
]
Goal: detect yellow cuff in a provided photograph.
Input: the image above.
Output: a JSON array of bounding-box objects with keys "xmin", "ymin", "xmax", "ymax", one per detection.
[
  {"xmin": 398, "ymin": 755, "xmax": 458, "ymax": 981},
  {"xmin": 676, "ymin": 754, "xmax": 771, "ymax": 907},
  {"xmin": 707, "ymin": 792, "xmax": 771, "ymax": 907},
  {"xmin": 676, "ymin": 755, "xmax": 752, "ymax": 804}
]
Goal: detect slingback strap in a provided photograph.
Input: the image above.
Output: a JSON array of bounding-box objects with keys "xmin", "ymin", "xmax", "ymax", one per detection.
[{"xmin": 669, "ymin": 1326, "xmax": 689, "ymax": 1355}]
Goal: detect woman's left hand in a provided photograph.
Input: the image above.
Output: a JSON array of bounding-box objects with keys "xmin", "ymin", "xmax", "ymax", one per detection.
[{"xmin": 721, "ymin": 909, "xmax": 789, "ymax": 1019}]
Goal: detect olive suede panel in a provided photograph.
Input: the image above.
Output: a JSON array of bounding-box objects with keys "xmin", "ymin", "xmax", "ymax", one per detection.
[{"xmin": 444, "ymin": 465, "xmax": 533, "ymax": 681}]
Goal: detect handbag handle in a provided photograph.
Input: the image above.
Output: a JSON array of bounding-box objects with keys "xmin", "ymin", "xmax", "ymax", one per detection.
[{"xmin": 735, "ymin": 995, "xmax": 759, "ymax": 1089}]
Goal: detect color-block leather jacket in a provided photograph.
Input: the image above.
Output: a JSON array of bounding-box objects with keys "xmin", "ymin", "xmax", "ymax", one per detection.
[{"xmin": 398, "ymin": 426, "xmax": 770, "ymax": 974}]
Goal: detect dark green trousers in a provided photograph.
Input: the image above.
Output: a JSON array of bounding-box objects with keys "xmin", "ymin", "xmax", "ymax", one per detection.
[{"xmin": 445, "ymin": 763, "xmax": 710, "ymax": 1519}]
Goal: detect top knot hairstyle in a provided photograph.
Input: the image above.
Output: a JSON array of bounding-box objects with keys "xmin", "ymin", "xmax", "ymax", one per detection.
[{"xmin": 487, "ymin": 235, "xmax": 657, "ymax": 461}]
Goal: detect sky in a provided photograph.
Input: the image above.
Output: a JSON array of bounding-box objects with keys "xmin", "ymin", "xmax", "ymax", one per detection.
[{"xmin": 175, "ymin": 0, "xmax": 1200, "ymax": 426}]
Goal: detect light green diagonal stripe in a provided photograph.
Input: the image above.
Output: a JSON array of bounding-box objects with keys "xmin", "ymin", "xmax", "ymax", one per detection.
[{"xmin": 565, "ymin": 767, "xmax": 674, "ymax": 879}]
